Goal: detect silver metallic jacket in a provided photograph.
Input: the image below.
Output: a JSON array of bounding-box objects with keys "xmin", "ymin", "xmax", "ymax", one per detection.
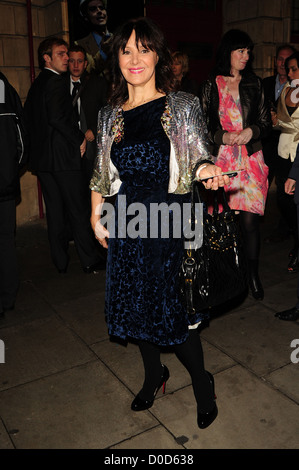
[{"xmin": 90, "ymin": 91, "xmax": 212, "ymax": 196}]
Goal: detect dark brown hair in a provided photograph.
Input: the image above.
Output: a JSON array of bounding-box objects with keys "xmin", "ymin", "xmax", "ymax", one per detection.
[
  {"xmin": 108, "ymin": 17, "xmax": 176, "ymax": 107},
  {"xmin": 38, "ymin": 37, "xmax": 68, "ymax": 70}
]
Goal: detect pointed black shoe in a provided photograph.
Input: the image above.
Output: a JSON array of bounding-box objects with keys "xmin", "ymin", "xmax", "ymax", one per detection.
[
  {"xmin": 131, "ymin": 364, "xmax": 170, "ymax": 411},
  {"xmin": 83, "ymin": 259, "xmax": 106, "ymax": 273},
  {"xmin": 197, "ymin": 371, "xmax": 218, "ymax": 429},
  {"xmin": 197, "ymin": 404, "xmax": 218, "ymax": 429}
]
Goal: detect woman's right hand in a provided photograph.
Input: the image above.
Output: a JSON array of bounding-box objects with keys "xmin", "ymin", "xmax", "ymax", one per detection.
[
  {"xmin": 222, "ymin": 131, "xmax": 240, "ymax": 145},
  {"xmin": 285, "ymin": 178, "xmax": 296, "ymax": 195},
  {"xmin": 93, "ymin": 217, "xmax": 109, "ymax": 249},
  {"xmin": 90, "ymin": 190, "xmax": 109, "ymax": 249}
]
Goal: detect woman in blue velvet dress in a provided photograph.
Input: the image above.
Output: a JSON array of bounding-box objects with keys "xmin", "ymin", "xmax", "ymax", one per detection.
[{"xmin": 90, "ymin": 17, "xmax": 229, "ymax": 429}]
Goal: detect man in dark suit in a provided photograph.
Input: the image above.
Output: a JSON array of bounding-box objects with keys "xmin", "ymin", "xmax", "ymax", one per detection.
[
  {"xmin": 262, "ymin": 44, "xmax": 296, "ymax": 243},
  {"xmin": 24, "ymin": 37, "xmax": 105, "ymax": 274},
  {"xmin": 275, "ymin": 145, "xmax": 299, "ymax": 321},
  {"xmin": 75, "ymin": 0, "xmax": 112, "ymax": 78},
  {"xmin": 68, "ymin": 44, "xmax": 108, "ymax": 187}
]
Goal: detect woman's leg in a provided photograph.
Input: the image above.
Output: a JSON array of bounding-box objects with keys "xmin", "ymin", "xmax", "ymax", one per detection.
[
  {"xmin": 173, "ymin": 329, "xmax": 215, "ymax": 412},
  {"xmin": 239, "ymin": 211, "xmax": 264, "ymax": 300},
  {"xmin": 137, "ymin": 340, "xmax": 164, "ymax": 401}
]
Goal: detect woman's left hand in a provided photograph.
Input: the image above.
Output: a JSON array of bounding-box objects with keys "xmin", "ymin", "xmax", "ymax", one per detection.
[
  {"xmin": 196, "ymin": 163, "xmax": 230, "ymax": 190},
  {"xmin": 231, "ymin": 128, "xmax": 253, "ymax": 145}
]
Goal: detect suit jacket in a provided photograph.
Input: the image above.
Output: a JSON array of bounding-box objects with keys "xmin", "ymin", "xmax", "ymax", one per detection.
[
  {"xmin": 260, "ymin": 75, "xmax": 281, "ymax": 163},
  {"xmin": 262, "ymin": 75, "xmax": 277, "ymax": 111},
  {"xmin": 75, "ymin": 32, "xmax": 112, "ymax": 77},
  {"xmin": 24, "ymin": 69, "xmax": 85, "ymax": 172},
  {"xmin": 68, "ymin": 71, "xmax": 108, "ymax": 161}
]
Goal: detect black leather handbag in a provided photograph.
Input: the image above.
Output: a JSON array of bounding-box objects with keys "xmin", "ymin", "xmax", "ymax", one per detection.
[{"xmin": 180, "ymin": 182, "xmax": 248, "ymax": 314}]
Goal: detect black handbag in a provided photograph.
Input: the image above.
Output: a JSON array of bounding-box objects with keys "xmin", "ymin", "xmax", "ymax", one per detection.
[{"xmin": 180, "ymin": 182, "xmax": 248, "ymax": 314}]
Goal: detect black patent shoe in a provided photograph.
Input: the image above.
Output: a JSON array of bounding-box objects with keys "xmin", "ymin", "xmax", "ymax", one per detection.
[
  {"xmin": 275, "ymin": 306, "xmax": 299, "ymax": 321},
  {"xmin": 131, "ymin": 364, "xmax": 170, "ymax": 412},
  {"xmin": 197, "ymin": 371, "xmax": 218, "ymax": 429},
  {"xmin": 83, "ymin": 259, "xmax": 106, "ymax": 273},
  {"xmin": 197, "ymin": 403, "xmax": 218, "ymax": 429}
]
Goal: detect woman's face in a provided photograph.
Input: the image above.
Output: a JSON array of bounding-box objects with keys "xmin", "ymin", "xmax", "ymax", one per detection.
[
  {"xmin": 172, "ymin": 60, "xmax": 183, "ymax": 79},
  {"xmin": 230, "ymin": 48, "xmax": 250, "ymax": 73},
  {"xmin": 287, "ymin": 58, "xmax": 299, "ymax": 82},
  {"xmin": 118, "ymin": 30, "xmax": 159, "ymax": 88}
]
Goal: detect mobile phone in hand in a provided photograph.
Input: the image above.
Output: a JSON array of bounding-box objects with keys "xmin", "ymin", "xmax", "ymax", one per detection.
[{"xmin": 199, "ymin": 170, "xmax": 243, "ymax": 182}]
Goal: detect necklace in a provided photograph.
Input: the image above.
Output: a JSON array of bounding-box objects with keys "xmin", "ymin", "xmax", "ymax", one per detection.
[{"xmin": 125, "ymin": 92, "xmax": 161, "ymax": 110}]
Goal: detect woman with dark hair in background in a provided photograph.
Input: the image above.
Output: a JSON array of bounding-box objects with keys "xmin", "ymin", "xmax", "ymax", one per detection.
[
  {"xmin": 199, "ymin": 29, "xmax": 271, "ymax": 300},
  {"xmin": 90, "ymin": 17, "xmax": 230, "ymax": 429}
]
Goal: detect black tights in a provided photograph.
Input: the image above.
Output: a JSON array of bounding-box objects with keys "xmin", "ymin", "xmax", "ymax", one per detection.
[
  {"xmin": 137, "ymin": 329, "xmax": 215, "ymax": 412},
  {"xmin": 239, "ymin": 211, "xmax": 260, "ymax": 261}
]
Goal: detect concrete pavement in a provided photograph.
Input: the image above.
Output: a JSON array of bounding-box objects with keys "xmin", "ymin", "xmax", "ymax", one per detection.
[{"xmin": 0, "ymin": 187, "xmax": 298, "ymax": 450}]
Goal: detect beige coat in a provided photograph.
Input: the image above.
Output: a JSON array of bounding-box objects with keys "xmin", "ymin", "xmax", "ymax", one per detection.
[{"xmin": 277, "ymin": 83, "xmax": 299, "ymax": 162}]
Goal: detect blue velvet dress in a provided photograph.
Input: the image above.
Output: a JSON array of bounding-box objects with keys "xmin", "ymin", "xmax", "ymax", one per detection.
[{"xmin": 105, "ymin": 97, "xmax": 204, "ymax": 346}]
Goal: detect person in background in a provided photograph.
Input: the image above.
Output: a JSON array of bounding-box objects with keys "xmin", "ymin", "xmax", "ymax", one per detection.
[
  {"xmin": 275, "ymin": 142, "xmax": 299, "ymax": 321},
  {"xmin": 90, "ymin": 17, "xmax": 230, "ymax": 429},
  {"xmin": 271, "ymin": 51, "xmax": 299, "ymax": 274},
  {"xmin": 262, "ymin": 44, "xmax": 296, "ymax": 186},
  {"xmin": 68, "ymin": 44, "xmax": 108, "ymax": 186},
  {"xmin": 262, "ymin": 44, "xmax": 297, "ymax": 247},
  {"xmin": 24, "ymin": 37, "xmax": 105, "ymax": 274},
  {"xmin": 199, "ymin": 29, "xmax": 272, "ymax": 301},
  {"xmin": 76, "ymin": 0, "xmax": 112, "ymax": 78},
  {"xmin": 171, "ymin": 51, "xmax": 199, "ymax": 95},
  {"xmin": 0, "ymin": 71, "xmax": 27, "ymax": 317}
]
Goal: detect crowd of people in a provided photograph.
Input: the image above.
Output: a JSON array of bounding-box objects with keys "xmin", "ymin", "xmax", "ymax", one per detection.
[{"xmin": 1, "ymin": 0, "xmax": 299, "ymax": 432}]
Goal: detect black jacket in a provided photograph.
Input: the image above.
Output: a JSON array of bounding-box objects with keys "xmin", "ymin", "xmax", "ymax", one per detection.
[
  {"xmin": 0, "ymin": 72, "xmax": 27, "ymax": 202},
  {"xmin": 66, "ymin": 70, "xmax": 108, "ymax": 161},
  {"xmin": 24, "ymin": 69, "xmax": 85, "ymax": 172},
  {"xmin": 199, "ymin": 74, "xmax": 272, "ymax": 157}
]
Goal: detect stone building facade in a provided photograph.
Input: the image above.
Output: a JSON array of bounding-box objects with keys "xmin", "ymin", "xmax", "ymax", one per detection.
[{"xmin": 0, "ymin": 0, "xmax": 295, "ymax": 225}]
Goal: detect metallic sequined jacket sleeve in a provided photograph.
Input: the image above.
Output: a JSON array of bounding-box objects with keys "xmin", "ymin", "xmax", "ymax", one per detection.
[{"xmin": 90, "ymin": 91, "xmax": 212, "ymax": 196}]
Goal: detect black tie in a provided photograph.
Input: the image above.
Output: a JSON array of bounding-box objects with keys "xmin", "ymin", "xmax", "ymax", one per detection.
[{"xmin": 71, "ymin": 81, "xmax": 81, "ymax": 122}]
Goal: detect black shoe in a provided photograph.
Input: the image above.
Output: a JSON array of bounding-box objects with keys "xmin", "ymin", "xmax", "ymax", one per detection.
[
  {"xmin": 197, "ymin": 371, "xmax": 218, "ymax": 429},
  {"xmin": 197, "ymin": 403, "xmax": 218, "ymax": 429},
  {"xmin": 288, "ymin": 255, "xmax": 299, "ymax": 273},
  {"xmin": 131, "ymin": 364, "xmax": 170, "ymax": 411},
  {"xmin": 248, "ymin": 260, "xmax": 264, "ymax": 300},
  {"xmin": 275, "ymin": 307, "xmax": 299, "ymax": 321},
  {"xmin": 83, "ymin": 260, "xmax": 106, "ymax": 273}
]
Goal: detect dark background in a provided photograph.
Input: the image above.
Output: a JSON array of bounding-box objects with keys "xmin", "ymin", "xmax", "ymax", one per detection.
[
  {"xmin": 68, "ymin": 0, "xmax": 145, "ymax": 43},
  {"xmin": 68, "ymin": 0, "xmax": 223, "ymax": 85}
]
